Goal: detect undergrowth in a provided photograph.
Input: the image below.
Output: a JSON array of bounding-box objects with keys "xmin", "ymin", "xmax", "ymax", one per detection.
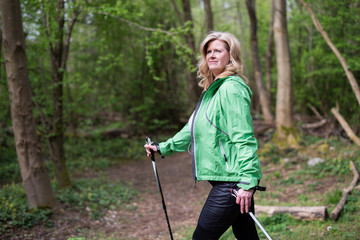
[
  {"xmin": 0, "ymin": 177, "xmax": 135, "ymax": 236},
  {"xmin": 0, "ymin": 136, "xmax": 140, "ymax": 236}
]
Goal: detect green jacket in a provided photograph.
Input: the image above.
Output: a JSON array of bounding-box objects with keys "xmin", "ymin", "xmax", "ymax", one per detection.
[{"xmin": 159, "ymin": 75, "xmax": 262, "ymax": 190}]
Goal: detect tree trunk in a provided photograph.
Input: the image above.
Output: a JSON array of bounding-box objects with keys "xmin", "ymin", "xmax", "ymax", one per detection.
[
  {"xmin": 330, "ymin": 161, "xmax": 359, "ymax": 220},
  {"xmin": 203, "ymin": 0, "xmax": 214, "ymax": 32},
  {"xmin": 273, "ymin": 0, "xmax": 294, "ymax": 138},
  {"xmin": 40, "ymin": 0, "xmax": 79, "ymax": 188},
  {"xmin": 1, "ymin": 0, "xmax": 58, "ymax": 209},
  {"xmin": 331, "ymin": 107, "xmax": 360, "ymax": 147},
  {"xmin": 49, "ymin": 0, "xmax": 71, "ymax": 188},
  {"xmin": 265, "ymin": 0, "xmax": 274, "ymax": 100},
  {"xmin": 256, "ymin": 205, "xmax": 328, "ymax": 220},
  {"xmin": 246, "ymin": 0, "xmax": 274, "ymax": 124},
  {"xmin": 236, "ymin": 2, "xmax": 249, "ymax": 77},
  {"xmin": 182, "ymin": 0, "xmax": 202, "ymax": 104}
]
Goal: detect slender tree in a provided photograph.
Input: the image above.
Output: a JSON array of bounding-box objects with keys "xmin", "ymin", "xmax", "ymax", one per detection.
[
  {"xmin": 273, "ymin": 0, "xmax": 295, "ymax": 140},
  {"xmin": 265, "ymin": 0, "xmax": 274, "ymax": 100},
  {"xmin": 246, "ymin": 0, "xmax": 274, "ymax": 123},
  {"xmin": 39, "ymin": 0, "xmax": 80, "ymax": 188},
  {"xmin": 181, "ymin": 0, "xmax": 203, "ymax": 103},
  {"xmin": 1, "ymin": 0, "xmax": 58, "ymax": 209},
  {"xmin": 203, "ymin": 0, "xmax": 214, "ymax": 32}
]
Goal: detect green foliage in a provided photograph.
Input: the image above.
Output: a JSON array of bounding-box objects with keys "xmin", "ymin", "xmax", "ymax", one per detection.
[
  {"xmin": 0, "ymin": 183, "xmax": 52, "ymax": 234},
  {"xmin": 258, "ymin": 143, "xmax": 281, "ymax": 163},
  {"xmin": 0, "ymin": 132, "xmax": 20, "ymax": 184},
  {"xmin": 0, "ymin": 177, "xmax": 135, "ymax": 234},
  {"xmin": 325, "ymin": 190, "xmax": 342, "ymax": 205},
  {"xmin": 56, "ymin": 177, "xmax": 135, "ymax": 219}
]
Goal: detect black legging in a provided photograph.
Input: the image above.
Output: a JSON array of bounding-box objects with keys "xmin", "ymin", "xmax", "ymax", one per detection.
[{"xmin": 192, "ymin": 181, "xmax": 259, "ymax": 240}]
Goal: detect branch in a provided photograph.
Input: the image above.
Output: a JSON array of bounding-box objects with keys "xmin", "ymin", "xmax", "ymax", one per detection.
[
  {"xmin": 330, "ymin": 161, "xmax": 359, "ymax": 220},
  {"xmin": 308, "ymin": 104, "xmax": 324, "ymax": 120},
  {"xmin": 331, "ymin": 107, "xmax": 360, "ymax": 147},
  {"xmin": 93, "ymin": 12, "xmax": 191, "ymax": 54},
  {"xmin": 302, "ymin": 119, "xmax": 327, "ymax": 129},
  {"xmin": 98, "ymin": 12, "xmax": 178, "ymax": 36},
  {"xmin": 62, "ymin": 4, "xmax": 80, "ymax": 69},
  {"xmin": 299, "ymin": 0, "xmax": 360, "ymax": 106},
  {"xmin": 39, "ymin": 0, "xmax": 55, "ymax": 54}
]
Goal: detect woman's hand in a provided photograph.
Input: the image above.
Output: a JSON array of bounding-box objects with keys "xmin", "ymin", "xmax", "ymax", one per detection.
[
  {"xmin": 144, "ymin": 144, "xmax": 157, "ymax": 157},
  {"xmin": 235, "ymin": 188, "xmax": 254, "ymax": 214}
]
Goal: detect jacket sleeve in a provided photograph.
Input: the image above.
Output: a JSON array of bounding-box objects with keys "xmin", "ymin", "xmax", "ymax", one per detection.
[
  {"xmin": 159, "ymin": 123, "xmax": 191, "ymax": 156},
  {"xmin": 220, "ymin": 79, "xmax": 262, "ymax": 190}
]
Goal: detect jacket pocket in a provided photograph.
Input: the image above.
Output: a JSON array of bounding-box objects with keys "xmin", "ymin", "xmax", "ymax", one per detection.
[{"xmin": 219, "ymin": 140, "xmax": 229, "ymax": 170}]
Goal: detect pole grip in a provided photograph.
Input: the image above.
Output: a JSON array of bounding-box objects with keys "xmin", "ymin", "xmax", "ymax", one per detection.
[{"xmin": 145, "ymin": 137, "xmax": 156, "ymax": 162}]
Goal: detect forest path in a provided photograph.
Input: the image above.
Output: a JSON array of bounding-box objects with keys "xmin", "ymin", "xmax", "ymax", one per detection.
[{"xmin": 107, "ymin": 152, "xmax": 211, "ymax": 240}]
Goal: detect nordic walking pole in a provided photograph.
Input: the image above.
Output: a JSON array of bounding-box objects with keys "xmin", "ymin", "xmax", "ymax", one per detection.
[
  {"xmin": 145, "ymin": 137, "xmax": 174, "ymax": 240},
  {"xmin": 249, "ymin": 212, "xmax": 273, "ymax": 240},
  {"xmin": 231, "ymin": 189, "xmax": 272, "ymax": 240}
]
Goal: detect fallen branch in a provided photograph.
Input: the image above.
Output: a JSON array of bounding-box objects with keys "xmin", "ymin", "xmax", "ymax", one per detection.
[
  {"xmin": 330, "ymin": 161, "xmax": 359, "ymax": 220},
  {"xmin": 302, "ymin": 119, "xmax": 327, "ymax": 129},
  {"xmin": 255, "ymin": 205, "xmax": 328, "ymax": 220},
  {"xmin": 308, "ymin": 104, "xmax": 325, "ymax": 120},
  {"xmin": 331, "ymin": 107, "xmax": 360, "ymax": 147}
]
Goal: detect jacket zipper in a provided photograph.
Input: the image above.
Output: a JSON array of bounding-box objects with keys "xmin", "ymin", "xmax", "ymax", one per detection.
[
  {"xmin": 219, "ymin": 140, "xmax": 229, "ymax": 169},
  {"xmin": 190, "ymin": 79, "xmax": 223, "ymax": 181}
]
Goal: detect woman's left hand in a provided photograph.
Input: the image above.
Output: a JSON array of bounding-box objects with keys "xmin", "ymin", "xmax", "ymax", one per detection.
[{"xmin": 235, "ymin": 188, "xmax": 254, "ymax": 214}]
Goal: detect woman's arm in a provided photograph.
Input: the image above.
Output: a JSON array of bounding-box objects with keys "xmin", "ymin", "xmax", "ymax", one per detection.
[{"xmin": 220, "ymin": 79, "xmax": 262, "ymax": 190}]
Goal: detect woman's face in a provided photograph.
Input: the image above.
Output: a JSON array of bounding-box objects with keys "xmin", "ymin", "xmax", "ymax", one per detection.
[{"xmin": 206, "ymin": 40, "xmax": 230, "ymax": 77}]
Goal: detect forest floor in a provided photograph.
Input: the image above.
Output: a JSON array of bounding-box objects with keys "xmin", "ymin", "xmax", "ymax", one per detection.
[
  {"xmin": 5, "ymin": 121, "xmax": 360, "ymax": 240},
  {"xmin": 10, "ymin": 152, "xmax": 211, "ymax": 240}
]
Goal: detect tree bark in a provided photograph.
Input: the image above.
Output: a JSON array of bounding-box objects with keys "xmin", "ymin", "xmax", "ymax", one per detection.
[
  {"xmin": 331, "ymin": 107, "xmax": 360, "ymax": 147},
  {"xmin": 203, "ymin": 0, "xmax": 214, "ymax": 32},
  {"xmin": 265, "ymin": 0, "xmax": 274, "ymax": 100},
  {"xmin": 246, "ymin": 0, "xmax": 274, "ymax": 124},
  {"xmin": 256, "ymin": 205, "xmax": 328, "ymax": 220},
  {"xmin": 299, "ymin": 0, "xmax": 360, "ymax": 106},
  {"xmin": 273, "ymin": 0, "xmax": 294, "ymax": 137},
  {"xmin": 236, "ymin": 2, "xmax": 249, "ymax": 77},
  {"xmin": 1, "ymin": 0, "xmax": 58, "ymax": 209},
  {"xmin": 181, "ymin": 0, "xmax": 202, "ymax": 104}
]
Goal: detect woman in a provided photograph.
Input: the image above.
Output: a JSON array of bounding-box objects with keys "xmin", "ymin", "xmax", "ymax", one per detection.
[{"xmin": 144, "ymin": 31, "xmax": 262, "ymax": 240}]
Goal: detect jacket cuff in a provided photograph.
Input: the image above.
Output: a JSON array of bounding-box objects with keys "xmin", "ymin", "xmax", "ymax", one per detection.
[
  {"xmin": 237, "ymin": 177, "xmax": 259, "ymax": 190},
  {"xmin": 151, "ymin": 142, "xmax": 161, "ymax": 154}
]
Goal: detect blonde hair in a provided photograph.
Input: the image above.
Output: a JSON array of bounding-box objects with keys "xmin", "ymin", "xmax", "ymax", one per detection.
[{"xmin": 197, "ymin": 31, "xmax": 248, "ymax": 90}]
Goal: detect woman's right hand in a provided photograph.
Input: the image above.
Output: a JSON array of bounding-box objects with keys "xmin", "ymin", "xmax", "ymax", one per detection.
[{"xmin": 144, "ymin": 144, "xmax": 157, "ymax": 157}]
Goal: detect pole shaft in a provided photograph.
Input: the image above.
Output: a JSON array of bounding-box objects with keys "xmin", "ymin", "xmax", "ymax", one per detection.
[{"xmin": 249, "ymin": 212, "xmax": 272, "ymax": 240}]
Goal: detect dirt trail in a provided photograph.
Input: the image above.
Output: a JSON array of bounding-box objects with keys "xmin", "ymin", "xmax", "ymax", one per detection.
[{"xmin": 107, "ymin": 152, "xmax": 211, "ymax": 240}]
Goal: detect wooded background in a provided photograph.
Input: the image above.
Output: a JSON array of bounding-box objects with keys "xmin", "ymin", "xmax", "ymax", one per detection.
[{"xmin": 0, "ymin": 0, "xmax": 359, "ymax": 209}]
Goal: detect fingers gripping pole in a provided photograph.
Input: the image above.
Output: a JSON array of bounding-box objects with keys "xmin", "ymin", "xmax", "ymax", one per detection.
[
  {"xmin": 249, "ymin": 212, "xmax": 273, "ymax": 240},
  {"xmin": 146, "ymin": 137, "xmax": 174, "ymax": 240}
]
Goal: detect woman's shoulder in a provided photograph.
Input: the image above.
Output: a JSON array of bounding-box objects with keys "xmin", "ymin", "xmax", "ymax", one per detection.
[{"xmin": 220, "ymin": 75, "xmax": 252, "ymax": 97}]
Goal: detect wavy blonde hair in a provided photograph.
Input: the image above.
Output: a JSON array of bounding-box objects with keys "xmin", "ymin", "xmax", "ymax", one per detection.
[{"xmin": 197, "ymin": 31, "xmax": 248, "ymax": 90}]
